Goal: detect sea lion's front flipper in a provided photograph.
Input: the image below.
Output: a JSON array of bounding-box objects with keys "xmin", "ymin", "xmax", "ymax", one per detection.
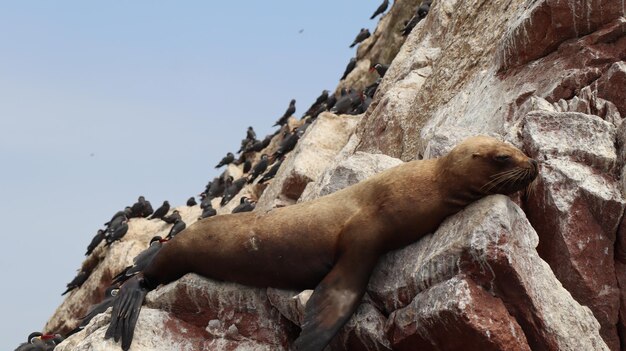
[
  {"xmin": 104, "ymin": 275, "xmax": 150, "ymax": 351},
  {"xmin": 293, "ymin": 221, "xmax": 382, "ymax": 351}
]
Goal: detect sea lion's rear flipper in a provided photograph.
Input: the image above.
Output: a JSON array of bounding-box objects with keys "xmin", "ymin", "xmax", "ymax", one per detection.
[
  {"xmin": 293, "ymin": 231, "xmax": 381, "ymax": 351},
  {"xmin": 104, "ymin": 275, "xmax": 150, "ymax": 351}
]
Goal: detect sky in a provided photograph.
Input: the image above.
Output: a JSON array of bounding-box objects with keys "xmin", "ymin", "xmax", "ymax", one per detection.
[{"xmin": 0, "ymin": 1, "xmax": 381, "ymax": 349}]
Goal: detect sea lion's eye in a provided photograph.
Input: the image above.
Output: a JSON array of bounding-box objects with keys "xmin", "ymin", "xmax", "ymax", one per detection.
[{"xmin": 494, "ymin": 155, "xmax": 511, "ymax": 163}]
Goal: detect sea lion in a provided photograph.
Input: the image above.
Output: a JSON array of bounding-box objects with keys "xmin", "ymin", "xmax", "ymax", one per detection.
[{"xmin": 105, "ymin": 135, "xmax": 538, "ymax": 351}]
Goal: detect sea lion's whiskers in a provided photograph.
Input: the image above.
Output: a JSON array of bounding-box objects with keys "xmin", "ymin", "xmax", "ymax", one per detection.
[{"xmin": 481, "ymin": 169, "xmax": 520, "ymax": 191}]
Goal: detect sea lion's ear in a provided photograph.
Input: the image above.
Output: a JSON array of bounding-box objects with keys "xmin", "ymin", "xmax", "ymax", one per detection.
[{"xmin": 472, "ymin": 152, "xmax": 481, "ymax": 158}]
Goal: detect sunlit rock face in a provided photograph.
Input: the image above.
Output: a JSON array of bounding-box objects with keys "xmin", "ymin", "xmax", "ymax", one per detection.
[{"xmin": 46, "ymin": 0, "xmax": 626, "ymax": 350}]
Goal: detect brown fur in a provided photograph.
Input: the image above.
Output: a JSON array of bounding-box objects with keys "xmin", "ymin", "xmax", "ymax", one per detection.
[{"xmin": 116, "ymin": 136, "xmax": 538, "ymax": 351}]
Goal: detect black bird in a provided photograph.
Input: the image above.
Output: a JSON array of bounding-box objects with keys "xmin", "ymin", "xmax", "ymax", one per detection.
[
  {"xmin": 248, "ymin": 154, "xmax": 269, "ymax": 183},
  {"xmin": 206, "ymin": 176, "xmax": 227, "ymax": 199},
  {"xmin": 186, "ymin": 197, "xmax": 197, "ymax": 206},
  {"xmin": 62, "ymin": 270, "xmax": 88, "ymax": 295},
  {"xmin": 401, "ymin": 2, "xmax": 430, "ymax": 36},
  {"xmin": 112, "ymin": 236, "xmax": 165, "ymax": 285},
  {"xmin": 221, "ymin": 177, "xmax": 247, "ymax": 206},
  {"xmin": 326, "ymin": 94, "xmax": 337, "ymax": 111},
  {"xmin": 232, "ymin": 197, "xmax": 256, "ymax": 213},
  {"xmin": 104, "ymin": 207, "xmax": 131, "ymax": 227},
  {"xmin": 304, "ymin": 90, "xmax": 329, "ymax": 117},
  {"xmin": 67, "ymin": 286, "xmax": 119, "ymax": 336},
  {"xmin": 341, "ymin": 57, "xmax": 357, "ymax": 80},
  {"xmin": 331, "ymin": 90, "xmax": 361, "ymax": 114},
  {"xmin": 246, "ymin": 126, "xmax": 256, "ymax": 141},
  {"xmin": 199, "ymin": 203, "xmax": 217, "ymax": 219},
  {"xmin": 130, "ymin": 196, "xmax": 153, "ymax": 218},
  {"xmin": 15, "ymin": 332, "xmax": 59, "ymax": 351},
  {"xmin": 364, "ymin": 78, "xmax": 381, "ymax": 98},
  {"xmin": 215, "ymin": 152, "xmax": 235, "ymax": 168},
  {"xmin": 311, "ymin": 102, "xmax": 329, "ymax": 119},
  {"xmin": 274, "ymin": 129, "xmax": 304, "ymax": 158},
  {"xmin": 259, "ymin": 156, "xmax": 284, "ymax": 184},
  {"xmin": 161, "ymin": 210, "xmax": 181, "ymax": 224},
  {"xmin": 274, "ymin": 99, "xmax": 296, "ymax": 126},
  {"xmin": 370, "ymin": 0, "xmax": 389, "ymax": 19},
  {"xmin": 244, "ymin": 134, "xmax": 273, "ymax": 153},
  {"xmin": 166, "ymin": 219, "xmax": 186, "ymax": 240},
  {"xmin": 106, "ymin": 219, "xmax": 129, "ymax": 245},
  {"xmin": 149, "ymin": 201, "xmax": 170, "ymax": 220},
  {"xmin": 85, "ymin": 229, "xmax": 106, "ymax": 256},
  {"xmin": 349, "ymin": 28, "xmax": 371, "ymax": 48},
  {"xmin": 243, "ymin": 159, "xmax": 252, "ymax": 173},
  {"xmin": 370, "ymin": 63, "xmax": 389, "ymax": 77}
]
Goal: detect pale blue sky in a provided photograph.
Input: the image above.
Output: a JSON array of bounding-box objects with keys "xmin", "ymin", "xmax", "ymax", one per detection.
[{"xmin": 0, "ymin": 1, "xmax": 380, "ymax": 348}]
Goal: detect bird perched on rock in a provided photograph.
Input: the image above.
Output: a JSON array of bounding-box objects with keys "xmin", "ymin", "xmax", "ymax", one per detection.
[
  {"xmin": 149, "ymin": 201, "xmax": 170, "ymax": 220},
  {"xmin": 232, "ymin": 197, "xmax": 256, "ymax": 213},
  {"xmin": 242, "ymin": 159, "xmax": 252, "ymax": 174},
  {"xmin": 246, "ymin": 126, "xmax": 256, "ymax": 141},
  {"xmin": 370, "ymin": 0, "xmax": 389, "ymax": 19},
  {"xmin": 15, "ymin": 332, "xmax": 62, "ymax": 351},
  {"xmin": 401, "ymin": 1, "xmax": 430, "ymax": 36},
  {"xmin": 67, "ymin": 286, "xmax": 119, "ymax": 336},
  {"xmin": 303, "ymin": 90, "xmax": 329, "ymax": 117},
  {"xmin": 221, "ymin": 177, "xmax": 247, "ymax": 206},
  {"xmin": 62, "ymin": 270, "xmax": 88, "ymax": 295},
  {"xmin": 130, "ymin": 196, "xmax": 150, "ymax": 218},
  {"xmin": 248, "ymin": 154, "xmax": 269, "ymax": 183},
  {"xmin": 161, "ymin": 210, "xmax": 181, "ymax": 224},
  {"xmin": 364, "ymin": 78, "xmax": 381, "ymax": 98},
  {"xmin": 199, "ymin": 203, "xmax": 217, "ymax": 219},
  {"xmin": 205, "ymin": 176, "xmax": 226, "ymax": 200},
  {"xmin": 104, "ymin": 207, "xmax": 131, "ymax": 227},
  {"xmin": 341, "ymin": 57, "xmax": 357, "ymax": 80},
  {"xmin": 326, "ymin": 93, "xmax": 337, "ymax": 111},
  {"xmin": 85, "ymin": 229, "xmax": 106, "ymax": 256},
  {"xmin": 274, "ymin": 99, "xmax": 296, "ymax": 126},
  {"xmin": 370, "ymin": 63, "xmax": 389, "ymax": 77},
  {"xmin": 186, "ymin": 197, "xmax": 197, "ymax": 206},
  {"xmin": 331, "ymin": 90, "xmax": 360, "ymax": 114},
  {"xmin": 112, "ymin": 236, "xmax": 166, "ymax": 285},
  {"xmin": 274, "ymin": 129, "xmax": 304, "ymax": 158},
  {"xmin": 215, "ymin": 152, "xmax": 235, "ymax": 168},
  {"xmin": 166, "ymin": 219, "xmax": 186, "ymax": 239},
  {"xmin": 259, "ymin": 156, "xmax": 284, "ymax": 184},
  {"xmin": 106, "ymin": 219, "xmax": 129, "ymax": 245},
  {"xmin": 244, "ymin": 134, "xmax": 273, "ymax": 153},
  {"xmin": 349, "ymin": 28, "xmax": 371, "ymax": 48}
]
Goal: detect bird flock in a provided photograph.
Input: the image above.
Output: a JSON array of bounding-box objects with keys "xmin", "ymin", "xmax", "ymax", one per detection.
[{"xmin": 16, "ymin": 1, "xmax": 433, "ymax": 349}]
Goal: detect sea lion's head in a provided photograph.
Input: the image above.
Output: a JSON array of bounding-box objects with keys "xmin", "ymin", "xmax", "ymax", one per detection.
[{"xmin": 442, "ymin": 135, "xmax": 538, "ymax": 196}]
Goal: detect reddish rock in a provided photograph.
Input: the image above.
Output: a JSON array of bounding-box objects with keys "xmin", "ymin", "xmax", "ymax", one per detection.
[
  {"xmin": 522, "ymin": 111, "xmax": 617, "ymax": 173},
  {"xmin": 146, "ymin": 274, "xmax": 297, "ymax": 348},
  {"xmin": 370, "ymin": 195, "xmax": 609, "ymax": 350},
  {"xmin": 597, "ymin": 61, "xmax": 626, "ymax": 118},
  {"xmin": 386, "ymin": 277, "xmax": 530, "ymax": 351},
  {"xmin": 525, "ymin": 159, "xmax": 624, "ymax": 350},
  {"xmin": 498, "ymin": 0, "xmax": 625, "ymax": 70}
]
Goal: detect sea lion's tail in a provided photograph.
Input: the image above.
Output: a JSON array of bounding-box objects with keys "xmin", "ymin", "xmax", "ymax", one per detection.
[{"xmin": 104, "ymin": 275, "xmax": 150, "ymax": 351}]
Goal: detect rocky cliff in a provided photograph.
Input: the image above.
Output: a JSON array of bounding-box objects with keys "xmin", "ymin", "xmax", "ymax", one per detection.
[{"xmin": 43, "ymin": 0, "xmax": 626, "ymax": 350}]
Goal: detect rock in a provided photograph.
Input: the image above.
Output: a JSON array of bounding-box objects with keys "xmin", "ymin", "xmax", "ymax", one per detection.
[
  {"xmin": 146, "ymin": 274, "xmax": 295, "ymax": 348},
  {"xmin": 299, "ymin": 151, "xmax": 403, "ymax": 202},
  {"xmin": 369, "ymin": 195, "xmax": 609, "ymax": 350},
  {"xmin": 330, "ymin": 302, "xmax": 391, "ymax": 351},
  {"xmin": 597, "ymin": 61, "xmax": 626, "ymax": 118},
  {"xmin": 498, "ymin": 0, "xmax": 625, "ymax": 70},
  {"xmin": 522, "ymin": 111, "xmax": 617, "ymax": 173},
  {"xmin": 255, "ymin": 113, "xmax": 359, "ymax": 212},
  {"xmin": 386, "ymin": 277, "xmax": 531, "ymax": 351},
  {"xmin": 526, "ymin": 159, "xmax": 624, "ymax": 350}
]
